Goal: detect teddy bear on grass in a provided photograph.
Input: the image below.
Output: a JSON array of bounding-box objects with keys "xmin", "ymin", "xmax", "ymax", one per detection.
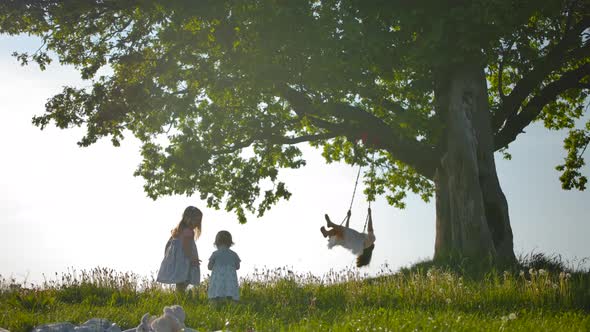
[{"xmin": 135, "ymin": 305, "xmax": 195, "ymax": 332}]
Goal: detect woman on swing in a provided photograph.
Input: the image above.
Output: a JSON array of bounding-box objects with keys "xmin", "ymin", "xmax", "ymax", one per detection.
[{"xmin": 320, "ymin": 208, "xmax": 376, "ymax": 267}]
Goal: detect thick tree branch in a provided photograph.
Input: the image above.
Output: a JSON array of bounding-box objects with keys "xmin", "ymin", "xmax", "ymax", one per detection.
[
  {"xmin": 279, "ymin": 85, "xmax": 438, "ymax": 179},
  {"xmin": 277, "ymin": 133, "xmax": 336, "ymax": 144},
  {"xmin": 494, "ymin": 63, "xmax": 590, "ymax": 150},
  {"xmin": 492, "ymin": 17, "xmax": 590, "ymax": 132},
  {"xmin": 378, "ymin": 97, "xmax": 408, "ymax": 115},
  {"xmin": 214, "ymin": 132, "xmax": 337, "ymax": 155}
]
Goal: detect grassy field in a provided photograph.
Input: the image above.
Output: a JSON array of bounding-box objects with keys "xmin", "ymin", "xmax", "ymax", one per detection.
[{"xmin": 1, "ymin": 255, "xmax": 589, "ymax": 331}]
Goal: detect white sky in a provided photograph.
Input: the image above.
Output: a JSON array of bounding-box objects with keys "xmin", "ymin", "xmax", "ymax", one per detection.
[{"xmin": 1, "ymin": 35, "xmax": 588, "ymax": 284}]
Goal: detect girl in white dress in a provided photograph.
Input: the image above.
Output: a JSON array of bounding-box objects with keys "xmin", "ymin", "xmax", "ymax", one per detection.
[
  {"xmin": 207, "ymin": 230, "xmax": 241, "ymax": 302},
  {"xmin": 157, "ymin": 206, "xmax": 203, "ymax": 293},
  {"xmin": 321, "ymin": 208, "xmax": 376, "ymax": 267}
]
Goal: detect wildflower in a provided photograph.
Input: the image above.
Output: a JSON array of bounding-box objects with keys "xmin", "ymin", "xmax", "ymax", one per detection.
[
  {"xmin": 529, "ymin": 268, "xmax": 536, "ymax": 276},
  {"xmin": 539, "ymin": 269, "xmax": 547, "ymax": 276},
  {"xmin": 519, "ymin": 270, "xmax": 525, "ymax": 277},
  {"xmin": 508, "ymin": 313, "xmax": 517, "ymax": 320},
  {"xmin": 446, "ymin": 298, "xmax": 451, "ymax": 304}
]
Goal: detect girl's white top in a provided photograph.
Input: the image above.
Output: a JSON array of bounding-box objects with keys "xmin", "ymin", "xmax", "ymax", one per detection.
[
  {"xmin": 207, "ymin": 247, "xmax": 241, "ymax": 300},
  {"xmin": 328, "ymin": 228, "xmax": 376, "ymax": 256}
]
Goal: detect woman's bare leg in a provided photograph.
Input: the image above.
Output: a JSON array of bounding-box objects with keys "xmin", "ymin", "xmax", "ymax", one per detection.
[
  {"xmin": 325, "ymin": 214, "xmax": 339, "ymax": 228},
  {"xmin": 320, "ymin": 226, "xmax": 342, "ymax": 238},
  {"xmin": 321, "ymin": 214, "xmax": 345, "ymax": 238}
]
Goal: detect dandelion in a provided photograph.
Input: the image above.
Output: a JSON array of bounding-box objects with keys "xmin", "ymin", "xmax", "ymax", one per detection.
[
  {"xmin": 539, "ymin": 269, "xmax": 547, "ymax": 276},
  {"xmin": 444, "ymin": 272, "xmax": 455, "ymax": 282},
  {"xmin": 446, "ymin": 298, "xmax": 451, "ymax": 304},
  {"xmin": 508, "ymin": 313, "xmax": 517, "ymax": 320}
]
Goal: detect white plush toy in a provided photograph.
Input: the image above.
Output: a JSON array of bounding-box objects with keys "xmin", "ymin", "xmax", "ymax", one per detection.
[{"xmin": 135, "ymin": 305, "xmax": 186, "ymax": 332}]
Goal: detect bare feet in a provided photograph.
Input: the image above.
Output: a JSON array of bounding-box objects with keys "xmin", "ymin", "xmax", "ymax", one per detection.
[{"xmin": 320, "ymin": 226, "xmax": 328, "ymax": 238}]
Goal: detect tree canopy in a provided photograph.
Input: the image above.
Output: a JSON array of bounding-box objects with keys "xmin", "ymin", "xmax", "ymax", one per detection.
[{"xmin": 1, "ymin": 0, "xmax": 588, "ymax": 224}]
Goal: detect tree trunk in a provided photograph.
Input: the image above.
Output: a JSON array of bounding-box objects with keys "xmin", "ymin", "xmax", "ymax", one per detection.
[{"xmin": 434, "ymin": 63, "xmax": 516, "ymax": 265}]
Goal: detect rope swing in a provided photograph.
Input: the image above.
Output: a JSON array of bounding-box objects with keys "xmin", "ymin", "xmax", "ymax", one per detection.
[
  {"xmin": 320, "ymin": 151, "xmax": 377, "ymax": 267},
  {"xmin": 339, "ymin": 151, "xmax": 376, "ymax": 232}
]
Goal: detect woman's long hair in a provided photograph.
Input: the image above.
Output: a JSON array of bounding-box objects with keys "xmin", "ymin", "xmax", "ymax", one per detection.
[
  {"xmin": 171, "ymin": 206, "xmax": 202, "ymax": 239},
  {"xmin": 356, "ymin": 243, "xmax": 375, "ymax": 267}
]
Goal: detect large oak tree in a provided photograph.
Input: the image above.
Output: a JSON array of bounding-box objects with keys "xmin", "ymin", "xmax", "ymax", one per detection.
[{"xmin": 2, "ymin": 0, "xmax": 589, "ymax": 266}]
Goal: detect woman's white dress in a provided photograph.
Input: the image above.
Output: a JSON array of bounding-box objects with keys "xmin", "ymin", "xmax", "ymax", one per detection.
[
  {"xmin": 157, "ymin": 233, "xmax": 200, "ymax": 285},
  {"xmin": 328, "ymin": 228, "xmax": 376, "ymax": 256},
  {"xmin": 207, "ymin": 247, "xmax": 240, "ymax": 300}
]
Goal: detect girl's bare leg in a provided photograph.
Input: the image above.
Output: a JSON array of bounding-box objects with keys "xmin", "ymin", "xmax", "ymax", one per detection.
[{"xmin": 176, "ymin": 282, "xmax": 188, "ymax": 293}]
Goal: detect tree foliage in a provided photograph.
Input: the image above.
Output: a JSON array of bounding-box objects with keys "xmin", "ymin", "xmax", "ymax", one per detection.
[{"xmin": 1, "ymin": 0, "xmax": 588, "ymax": 223}]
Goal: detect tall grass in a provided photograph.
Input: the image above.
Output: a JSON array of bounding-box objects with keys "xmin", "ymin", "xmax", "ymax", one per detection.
[{"xmin": 1, "ymin": 254, "xmax": 589, "ymax": 331}]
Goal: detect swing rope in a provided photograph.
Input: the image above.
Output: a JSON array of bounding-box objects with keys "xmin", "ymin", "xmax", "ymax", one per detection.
[
  {"xmin": 362, "ymin": 151, "xmax": 377, "ymax": 232},
  {"xmin": 341, "ymin": 164, "xmax": 362, "ymax": 225},
  {"xmin": 362, "ymin": 202, "xmax": 371, "ymax": 233},
  {"xmin": 340, "ymin": 151, "xmax": 377, "ymax": 231},
  {"xmin": 349, "ymin": 164, "xmax": 363, "ymax": 212}
]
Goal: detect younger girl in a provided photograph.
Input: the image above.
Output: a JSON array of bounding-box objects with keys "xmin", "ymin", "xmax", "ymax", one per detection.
[
  {"xmin": 207, "ymin": 230, "xmax": 241, "ymax": 302},
  {"xmin": 321, "ymin": 207, "xmax": 376, "ymax": 267},
  {"xmin": 157, "ymin": 206, "xmax": 203, "ymax": 293}
]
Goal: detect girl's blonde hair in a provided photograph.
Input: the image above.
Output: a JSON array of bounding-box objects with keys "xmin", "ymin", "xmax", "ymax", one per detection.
[
  {"xmin": 171, "ymin": 206, "xmax": 202, "ymax": 239},
  {"xmin": 214, "ymin": 230, "xmax": 234, "ymax": 248}
]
